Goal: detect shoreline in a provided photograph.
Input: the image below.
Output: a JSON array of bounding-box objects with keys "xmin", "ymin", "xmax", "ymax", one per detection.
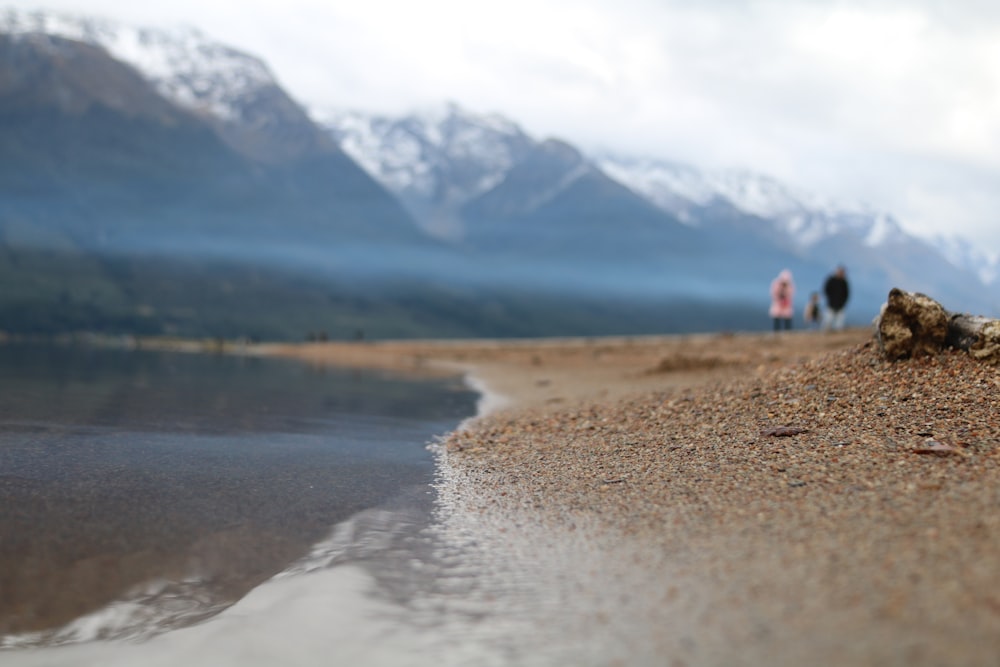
[
  {"xmin": 269, "ymin": 327, "xmax": 1000, "ymax": 665},
  {"xmin": 261, "ymin": 328, "xmax": 871, "ymax": 416}
]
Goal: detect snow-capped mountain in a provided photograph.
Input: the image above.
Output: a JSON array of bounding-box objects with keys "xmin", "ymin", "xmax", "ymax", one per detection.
[
  {"xmin": 318, "ymin": 104, "xmax": 937, "ymax": 263},
  {"xmin": 316, "ymin": 103, "xmax": 998, "ymax": 314},
  {"xmin": 934, "ymin": 235, "xmax": 1000, "ymax": 286},
  {"xmin": 595, "ymin": 153, "xmax": 913, "ymax": 253},
  {"xmin": 22, "ymin": 4, "xmax": 977, "ymax": 295},
  {"xmin": 598, "ymin": 153, "xmax": 1000, "ymax": 295},
  {"xmin": 594, "ymin": 155, "xmax": 831, "ymax": 220},
  {"xmin": 1, "ymin": 9, "xmax": 272, "ymax": 120},
  {"xmin": 313, "ymin": 103, "xmax": 535, "ymax": 239},
  {"xmin": 315, "ymin": 104, "xmax": 699, "ymax": 260},
  {"xmin": 1, "ymin": 8, "xmax": 330, "ymax": 162},
  {"xmin": 0, "ymin": 14, "xmax": 426, "ymax": 272}
]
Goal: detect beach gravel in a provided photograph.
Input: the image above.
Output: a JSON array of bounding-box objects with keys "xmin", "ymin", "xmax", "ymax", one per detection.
[
  {"xmin": 266, "ymin": 328, "xmax": 1000, "ymax": 665},
  {"xmin": 438, "ymin": 337, "xmax": 1000, "ymax": 666}
]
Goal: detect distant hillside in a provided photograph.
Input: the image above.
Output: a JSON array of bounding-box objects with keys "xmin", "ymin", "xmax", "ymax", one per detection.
[
  {"xmin": 321, "ymin": 103, "xmax": 999, "ymax": 319},
  {"xmin": 2, "ymin": 9, "xmax": 995, "ymax": 342},
  {"xmin": 0, "ymin": 27, "xmax": 443, "ymax": 339},
  {"xmin": 319, "ymin": 103, "xmax": 536, "ymax": 241},
  {"xmin": 0, "ymin": 30, "xmax": 424, "ymax": 249},
  {"xmin": 460, "ymin": 139, "xmax": 704, "ymax": 262},
  {"xmin": 0, "ymin": 8, "xmax": 334, "ymax": 162}
]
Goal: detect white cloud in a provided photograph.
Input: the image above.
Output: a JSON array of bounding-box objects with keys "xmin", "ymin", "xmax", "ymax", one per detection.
[{"xmin": 5, "ymin": 0, "xmax": 1000, "ymax": 252}]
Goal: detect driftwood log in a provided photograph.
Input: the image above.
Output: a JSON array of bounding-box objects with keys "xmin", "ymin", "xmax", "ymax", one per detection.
[{"xmin": 875, "ymin": 287, "xmax": 1000, "ymax": 364}]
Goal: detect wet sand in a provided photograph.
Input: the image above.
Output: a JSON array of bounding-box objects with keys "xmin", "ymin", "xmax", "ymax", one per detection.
[{"xmin": 268, "ymin": 328, "xmax": 1000, "ymax": 666}]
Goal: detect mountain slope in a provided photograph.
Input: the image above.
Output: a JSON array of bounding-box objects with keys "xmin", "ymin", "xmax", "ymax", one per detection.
[
  {"xmin": 320, "ymin": 104, "xmax": 999, "ymax": 317},
  {"xmin": 0, "ymin": 28, "xmax": 446, "ymax": 339},
  {"xmin": 0, "ymin": 29, "xmax": 426, "ymax": 255},
  {"xmin": 0, "ymin": 8, "xmax": 331, "ymax": 163},
  {"xmin": 595, "ymin": 152, "xmax": 998, "ymax": 315},
  {"xmin": 461, "ymin": 139, "xmax": 703, "ymax": 260},
  {"xmin": 319, "ymin": 104, "xmax": 717, "ymax": 297},
  {"xmin": 4, "ymin": 9, "xmax": 995, "ymax": 338},
  {"xmin": 317, "ymin": 103, "xmax": 536, "ymax": 240},
  {"xmin": 934, "ymin": 235, "xmax": 1000, "ymax": 286}
]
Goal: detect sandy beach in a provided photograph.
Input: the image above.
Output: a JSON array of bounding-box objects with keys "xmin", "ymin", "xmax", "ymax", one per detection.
[
  {"xmin": 267, "ymin": 327, "xmax": 1000, "ymax": 666},
  {"xmin": 261, "ymin": 328, "xmax": 869, "ymax": 412}
]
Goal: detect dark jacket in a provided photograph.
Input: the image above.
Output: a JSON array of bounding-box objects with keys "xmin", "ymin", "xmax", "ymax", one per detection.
[{"xmin": 824, "ymin": 275, "xmax": 849, "ymax": 311}]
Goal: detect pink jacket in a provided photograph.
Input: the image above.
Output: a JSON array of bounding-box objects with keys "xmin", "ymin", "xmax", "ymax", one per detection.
[{"xmin": 769, "ymin": 269, "xmax": 795, "ymax": 319}]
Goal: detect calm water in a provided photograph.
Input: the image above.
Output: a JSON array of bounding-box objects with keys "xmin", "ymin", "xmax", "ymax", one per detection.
[
  {"xmin": 0, "ymin": 344, "xmax": 675, "ymax": 667},
  {"xmin": 0, "ymin": 344, "xmax": 480, "ymax": 657}
]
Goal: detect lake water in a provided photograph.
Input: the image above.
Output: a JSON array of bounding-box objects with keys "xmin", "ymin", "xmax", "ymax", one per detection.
[
  {"xmin": 0, "ymin": 344, "xmax": 680, "ymax": 667},
  {"xmin": 0, "ymin": 343, "xmax": 502, "ymax": 664}
]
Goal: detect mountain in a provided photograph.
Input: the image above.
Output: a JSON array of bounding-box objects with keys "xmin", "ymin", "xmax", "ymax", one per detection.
[
  {"xmin": 316, "ymin": 103, "xmax": 536, "ymax": 240},
  {"xmin": 321, "ymin": 105, "xmax": 711, "ymax": 296},
  {"xmin": 459, "ymin": 139, "xmax": 703, "ymax": 262},
  {"xmin": 0, "ymin": 14, "xmax": 458, "ymax": 339},
  {"xmin": 596, "ymin": 153, "xmax": 996, "ymax": 315},
  {"xmin": 0, "ymin": 13, "xmax": 426, "ymax": 258},
  {"xmin": 320, "ymin": 103, "xmax": 998, "ymax": 317},
  {"xmin": 0, "ymin": 8, "xmax": 331, "ymax": 163},
  {"xmin": 2, "ymin": 10, "xmax": 743, "ymax": 340},
  {"xmin": 3, "ymin": 9, "xmax": 995, "ymax": 340},
  {"xmin": 933, "ymin": 235, "xmax": 1000, "ymax": 286},
  {"xmin": 596, "ymin": 153, "xmax": 910, "ymax": 253}
]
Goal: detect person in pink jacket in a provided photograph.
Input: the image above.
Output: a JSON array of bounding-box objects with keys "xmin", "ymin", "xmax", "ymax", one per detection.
[{"xmin": 769, "ymin": 269, "xmax": 795, "ymax": 331}]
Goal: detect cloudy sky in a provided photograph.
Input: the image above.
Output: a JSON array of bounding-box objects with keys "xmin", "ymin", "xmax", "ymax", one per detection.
[{"xmin": 9, "ymin": 0, "xmax": 1000, "ymax": 255}]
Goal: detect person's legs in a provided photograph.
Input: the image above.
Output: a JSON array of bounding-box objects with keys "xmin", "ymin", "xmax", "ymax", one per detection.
[{"xmin": 832, "ymin": 309, "xmax": 846, "ymax": 331}]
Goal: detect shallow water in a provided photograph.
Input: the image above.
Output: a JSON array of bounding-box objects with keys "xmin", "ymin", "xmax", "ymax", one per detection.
[
  {"xmin": 0, "ymin": 344, "xmax": 476, "ymax": 653},
  {"xmin": 0, "ymin": 344, "xmax": 672, "ymax": 667}
]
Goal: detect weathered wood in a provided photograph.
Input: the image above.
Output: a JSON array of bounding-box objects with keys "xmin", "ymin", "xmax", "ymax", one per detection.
[
  {"xmin": 875, "ymin": 288, "xmax": 949, "ymax": 360},
  {"xmin": 948, "ymin": 313, "xmax": 1000, "ymax": 363},
  {"xmin": 876, "ymin": 288, "xmax": 1000, "ymax": 364}
]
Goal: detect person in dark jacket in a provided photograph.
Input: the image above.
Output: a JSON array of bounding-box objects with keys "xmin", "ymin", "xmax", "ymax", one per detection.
[{"xmin": 823, "ymin": 265, "xmax": 850, "ymax": 331}]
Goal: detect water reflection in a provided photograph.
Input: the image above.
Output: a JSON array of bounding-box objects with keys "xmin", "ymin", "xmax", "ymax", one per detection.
[{"xmin": 0, "ymin": 344, "xmax": 475, "ymax": 643}]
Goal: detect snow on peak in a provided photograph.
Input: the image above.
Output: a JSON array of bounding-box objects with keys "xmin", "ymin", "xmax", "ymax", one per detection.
[
  {"xmin": 596, "ymin": 152, "xmax": 834, "ymax": 219},
  {"xmin": 0, "ymin": 8, "xmax": 277, "ymax": 121},
  {"xmin": 934, "ymin": 234, "xmax": 1000, "ymax": 285},
  {"xmin": 863, "ymin": 212, "xmax": 899, "ymax": 247},
  {"xmin": 595, "ymin": 151, "xmax": 911, "ymax": 251},
  {"xmin": 315, "ymin": 102, "xmax": 532, "ymax": 202},
  {"xmin": 312, "ymin": 107, "xmax": 438, "ymax": 195}
]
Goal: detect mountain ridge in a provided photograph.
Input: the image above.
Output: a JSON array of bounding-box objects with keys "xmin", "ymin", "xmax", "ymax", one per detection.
[
  {"xmin": 1, "ymin": 8, "xmax": 996, "ymax": 341},
  {"xmin": 8, "ymin": 7, "xmax": 993, "ymax": 291},
  {"xmin": 318, "ymin": 101, "xmax": 997, "ymax": 316},
  {"xmin": 12, "ymin": 7, "xmax": 990, "ymax": 294},
  {"xmin": 1, "ymin": 8, "xmax": 335, "ymax": 163},
  {"xmin": 317, "ymin": 102, "xmax": 536, "ymax": 240},
  {"xmin": 0, "ymin": 16, "xmax": 453, "ymax": 339}
]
